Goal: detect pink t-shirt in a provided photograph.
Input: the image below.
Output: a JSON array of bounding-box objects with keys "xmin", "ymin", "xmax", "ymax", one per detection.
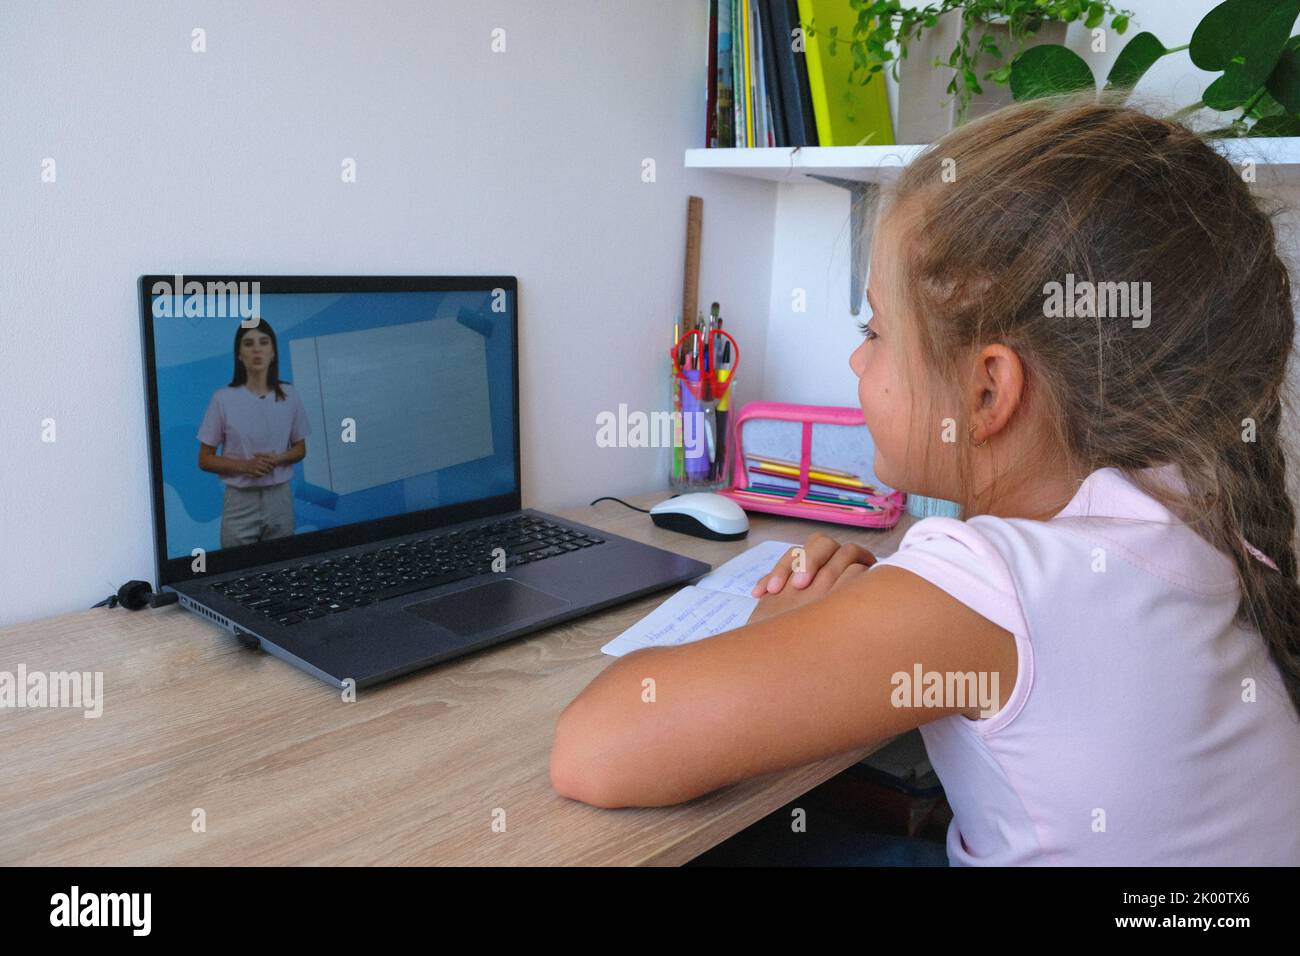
[
  {"xmin": 197, "ymin": 384, "xmax": 311, "ymax": 489},
  {"xmin": 871, "ymin": 464, "xmax": 1300, "ymax": 865}
]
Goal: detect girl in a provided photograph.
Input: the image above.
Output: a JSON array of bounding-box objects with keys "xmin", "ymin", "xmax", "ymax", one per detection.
[
  {"xmin": 550, "ymin": 96, "xmax": 1300, "ymax": 865},
  {"xmin": 197, "ymin": 319, "xmax": 310, "ymax": 549}
]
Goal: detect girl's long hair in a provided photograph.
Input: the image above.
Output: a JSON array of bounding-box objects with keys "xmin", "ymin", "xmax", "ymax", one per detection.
[
  {"xmin": 228, "ymin": 318, "xmax": 288, "ymax": 401},
  {"xmin": 878, "ymin": 92, "xmax": 1300, "ymax": 717}
]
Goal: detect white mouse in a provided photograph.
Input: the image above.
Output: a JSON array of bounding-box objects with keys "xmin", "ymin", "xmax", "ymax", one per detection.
[{"xmin": 649, "ymin": 492, "xmax": 749, "ymax": 541}]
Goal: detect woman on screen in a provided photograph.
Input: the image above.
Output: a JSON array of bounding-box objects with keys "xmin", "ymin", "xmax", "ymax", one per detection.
[{"xmin": 197, "ymin": 319, "xmax": 310, "ymax": 549}]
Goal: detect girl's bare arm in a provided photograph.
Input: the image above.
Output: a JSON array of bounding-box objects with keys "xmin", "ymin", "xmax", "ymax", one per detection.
[{"xmin": 550, "ymin": 564, "xmax": 1017, "ymax": 808}]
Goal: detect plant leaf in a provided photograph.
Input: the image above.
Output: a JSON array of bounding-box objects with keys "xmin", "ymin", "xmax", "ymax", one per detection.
[
  {"xmin": 1203, "ymin": 72, "xmax": 1260, "ymax": 109},
  {"xmin": 1266, "ymin": 36, "xmax": 1300, "ymax": 112},
  {"xmin": 1010, "ymin": 44, "xmax": 1096, "ymax": 101},
  {"xmin": 1104, "ymin": 32, "xmax": 1167, "ymax": 93},
  {"xmin": 1250, "ymin": 113, "xmax": 1300, "ymax": 135},
  {"xmin": 1201, "ymin": 0, "xmax": 1300, "ymax": 111},
  {"xmin": 1189, "ymin": 0, "xmax": 1300, "ymax": 86}
]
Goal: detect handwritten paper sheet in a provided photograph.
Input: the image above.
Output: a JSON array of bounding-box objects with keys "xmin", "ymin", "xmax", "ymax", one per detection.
[
  {"xmin": 695, "ymin": 539, "xmax": 798, "ymax": 596},
  {"xmin": 600, "ymin": 539, "xmax": 797, "ymax": 657}
]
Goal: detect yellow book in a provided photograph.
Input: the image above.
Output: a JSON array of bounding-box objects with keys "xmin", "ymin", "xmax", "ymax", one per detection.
[
  {"xmin": 796, "ymin": 0, "xmax": 895, "ymax": 146},
  {"xmin": 742, "ymin": 0, "xmax": 755, "ymax": 146}
]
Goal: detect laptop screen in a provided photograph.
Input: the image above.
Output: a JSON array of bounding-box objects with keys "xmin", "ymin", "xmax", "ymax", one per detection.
[{"xmin": 140, "ymin": 276, "xmax": 520, "ymax": 584}]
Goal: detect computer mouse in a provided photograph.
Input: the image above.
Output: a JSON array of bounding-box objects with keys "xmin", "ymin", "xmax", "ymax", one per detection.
[{"xmin": 649, "ymin": 492, "xmax": 749, "ymax": 541}]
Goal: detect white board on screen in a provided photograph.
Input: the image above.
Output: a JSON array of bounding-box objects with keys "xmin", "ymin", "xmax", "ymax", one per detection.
[{"xmin": 289, "ymin": 318, "xmax": 495, "ymax": 495}]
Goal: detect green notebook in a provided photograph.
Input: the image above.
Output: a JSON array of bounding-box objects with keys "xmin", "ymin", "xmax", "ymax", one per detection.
[{"xmin": 796, "ymin": 0, "xmax": 895, "ymax": 146}]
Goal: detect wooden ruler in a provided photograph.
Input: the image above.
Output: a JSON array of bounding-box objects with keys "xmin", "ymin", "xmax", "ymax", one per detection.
[{"xmin": 682, "ymin": 196, "xmax": 702, "ymax": 331}]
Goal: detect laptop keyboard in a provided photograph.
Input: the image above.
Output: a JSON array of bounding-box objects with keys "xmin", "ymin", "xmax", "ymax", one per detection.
[{"xmin": 208, "ymin": 514, "xmax": 604, "ymax": 628}]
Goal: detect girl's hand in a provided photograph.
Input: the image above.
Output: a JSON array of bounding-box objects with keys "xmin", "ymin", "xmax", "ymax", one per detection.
[
  {"xmin": 750, "ymin": 533, "xmax": 877, "ymax": 597},
  {"xmin": 743, "ymin": 546, "xmax": 873, "ymax": 629},
  {"xmin": 746, "ymin": 535, "xmax": 877, "ymax": 625}
]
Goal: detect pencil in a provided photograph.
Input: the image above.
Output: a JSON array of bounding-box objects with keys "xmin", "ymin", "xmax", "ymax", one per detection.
[
  {"xmin": 732, "ymin": 487, "xmax": 867, "ymax": 515},
  {"xmin": 746, "ymin": 454, "xmax": 858, "ymax": 479}
]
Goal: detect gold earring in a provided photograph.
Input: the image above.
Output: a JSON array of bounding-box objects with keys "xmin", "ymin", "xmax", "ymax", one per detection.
[{"xmin": 969, "ymin": 425, "xmax": 987, "ymax": 448}]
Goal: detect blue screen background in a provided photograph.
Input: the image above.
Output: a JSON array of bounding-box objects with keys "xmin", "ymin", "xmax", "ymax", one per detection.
[{"xmin": 151, "ymin": 290, "xmax": 517, "ymax": 560}]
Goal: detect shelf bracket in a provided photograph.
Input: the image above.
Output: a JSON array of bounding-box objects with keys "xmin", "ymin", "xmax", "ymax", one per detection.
[{"xmin": 805, "ymin": 175, "xmax": 880, "ymax": 316}]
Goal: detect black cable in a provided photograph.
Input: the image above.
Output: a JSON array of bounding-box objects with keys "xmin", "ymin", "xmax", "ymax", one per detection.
[
  {"xmin": 589, "ymin": 495, "xmax": 676, "ymax": 514},
  {"xmin": 93, "ymin": 581, "xmax": 179, "ymax": 611}
]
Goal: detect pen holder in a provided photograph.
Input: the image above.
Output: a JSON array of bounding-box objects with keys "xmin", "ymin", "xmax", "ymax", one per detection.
[
  {"xmin": 668, "ymin": 325, "xmax": 739, "ymax": 493},
  {"xmin": 716, "ymin": 401, "xmax": 905, "ymax": 529},
  {"xmin": 669, "ymin": 368, "xmax": 733, "ymax": 493}
]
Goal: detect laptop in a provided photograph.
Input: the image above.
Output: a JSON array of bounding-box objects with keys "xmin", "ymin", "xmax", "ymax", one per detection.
[{"xmin": 138, "ymin": 274, "xmax": 710, "ymax": 689}]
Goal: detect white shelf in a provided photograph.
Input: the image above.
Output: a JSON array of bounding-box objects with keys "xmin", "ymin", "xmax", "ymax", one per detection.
[
  {"xmin": 1216, "ymin": 135, "xmax": 1300, "ymax": 175},
  {"xmin": 686, "ymin": 136, "xmax": 1300, "ymax": 184},
  {"xmin": 686, "ymin": 145, "xmax": 925, "ymax": 184}
]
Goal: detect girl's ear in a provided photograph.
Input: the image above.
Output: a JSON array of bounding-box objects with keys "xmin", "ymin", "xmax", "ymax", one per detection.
[{"xmin": 969, "ymin": 344, "xmax": 1026, "ymax": 439}]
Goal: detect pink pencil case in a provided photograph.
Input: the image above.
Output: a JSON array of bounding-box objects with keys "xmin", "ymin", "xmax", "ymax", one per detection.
[{"xmin": 717, "ymin": 401, "xmax": 905, "ymax": 529}]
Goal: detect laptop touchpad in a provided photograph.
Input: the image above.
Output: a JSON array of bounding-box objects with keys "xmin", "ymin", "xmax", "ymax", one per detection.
[{"xmin": 404, "ymin": 579, "xmax": 571, "ymax": 636}]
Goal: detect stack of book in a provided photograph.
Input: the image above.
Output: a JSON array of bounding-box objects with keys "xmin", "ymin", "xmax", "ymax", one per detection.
[{"xmin": 705, "ymin": 0, "xmax": 894, "ymax": 149}]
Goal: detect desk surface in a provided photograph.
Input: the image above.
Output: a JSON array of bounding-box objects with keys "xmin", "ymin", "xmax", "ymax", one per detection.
[{"xmin": 0, "ymin": 493, "xmax": 916, "ymax": 865}]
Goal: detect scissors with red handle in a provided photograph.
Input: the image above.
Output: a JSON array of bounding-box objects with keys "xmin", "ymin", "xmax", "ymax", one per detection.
[{"xmin": 670, "ymin": 328, "xmax": 740, "ymax": 402}]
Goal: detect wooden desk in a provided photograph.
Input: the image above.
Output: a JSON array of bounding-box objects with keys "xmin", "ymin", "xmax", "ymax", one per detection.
[{"xmin": 0, "ymin": 493, "xmax": 916, "ymax": 865}]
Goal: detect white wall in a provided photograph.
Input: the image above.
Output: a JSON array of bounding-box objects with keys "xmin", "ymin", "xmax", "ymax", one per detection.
[{"xmin": 0, "ymin": 0, "xmax": 776, "ymax": 624}]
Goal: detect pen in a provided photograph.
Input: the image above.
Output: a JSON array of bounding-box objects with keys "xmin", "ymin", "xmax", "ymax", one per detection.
[
  {"xmin": 672, "ymin": 320, "xmax": 683, "ymax": 480},
  {"xmin": 698, "ymin": 310, "xmax": 709, "ymax": 372}
]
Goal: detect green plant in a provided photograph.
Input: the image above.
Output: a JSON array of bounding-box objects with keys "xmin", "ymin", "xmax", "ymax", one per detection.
[
  {"xmin": 803, "ymin": 0, "xmax": 1133, "ymax": 125},
  {"xmin": 1009, "ymin": 0, "xmax": 1300, "ymax": 137}
]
